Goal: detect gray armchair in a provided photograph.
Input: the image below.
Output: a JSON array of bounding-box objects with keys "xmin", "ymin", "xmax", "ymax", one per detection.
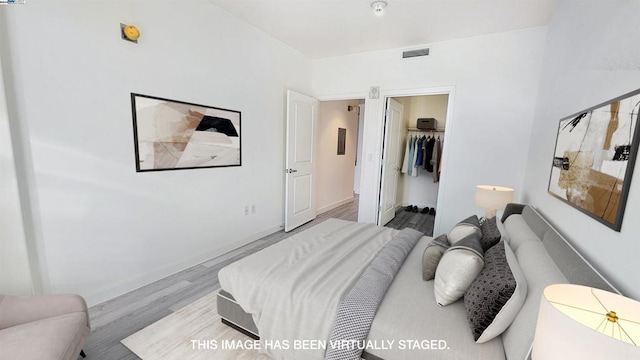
[{"xmin": 0, "ymin": 294, "xmax": 90, "ymax": 359}]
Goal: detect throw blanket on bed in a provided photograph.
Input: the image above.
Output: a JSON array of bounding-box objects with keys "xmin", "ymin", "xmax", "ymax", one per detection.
[
  {"xmin": 218, "ymin": 219, "xmax": 424, "ymax": 360},
  {"xmin": 325, "ymin": 228, "xmax": 422, "ymax": 360}
]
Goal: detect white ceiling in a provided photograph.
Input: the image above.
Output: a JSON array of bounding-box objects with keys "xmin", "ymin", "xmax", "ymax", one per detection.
[{"xmin": 208, "ymin": 0, "xmax": 558, "ymax": 59}]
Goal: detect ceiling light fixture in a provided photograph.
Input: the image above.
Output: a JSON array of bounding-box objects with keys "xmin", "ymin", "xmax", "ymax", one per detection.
[{"xmin": 371, "ymin": 1, "xmax": 387, "ymax": 17}]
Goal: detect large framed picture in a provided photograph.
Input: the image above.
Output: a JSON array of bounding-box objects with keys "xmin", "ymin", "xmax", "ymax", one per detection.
[
  {"xmin": 548, "ymin": 89, "xmax": 640, "ymax": 231},
  {"xmin": 131, "ymin": 93, "xmax": 241, "ymax": 172}
]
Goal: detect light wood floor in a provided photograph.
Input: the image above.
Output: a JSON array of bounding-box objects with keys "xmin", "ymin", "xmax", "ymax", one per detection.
[{"xmin": 83, "ymin": 197, "xmax": 435, "ymax": 359}]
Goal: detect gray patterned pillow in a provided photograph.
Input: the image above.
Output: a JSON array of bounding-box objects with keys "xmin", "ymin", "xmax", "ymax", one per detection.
[
  {"xmin": 464, "ymin": 241, "xmax": 527, "ymax": 343},
  {"xmin": 422, "ymin": 234, "xmax": 450, "ymax": 281},
  {"xmin": 448, "ymin": 215, "xmax": 482, "ymax": 244},
  {"xmin": 480, "ymin": 217, "xmax": 502, "ymax": 251}
]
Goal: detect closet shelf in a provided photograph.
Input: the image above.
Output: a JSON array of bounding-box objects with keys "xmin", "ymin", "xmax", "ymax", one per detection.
[{"xmin": 408, "ymin": 127, "xmax": 445, "ymax": 132}]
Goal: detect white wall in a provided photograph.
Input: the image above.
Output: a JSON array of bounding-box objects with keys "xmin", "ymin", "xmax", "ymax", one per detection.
[
  {"xmin": 0, "ymin": 0, "xmax": 311, "ymax": 305},
  {"xmin": 522, "ymin": 0, "xmax": 640, "ymax": 300},
  {"xmin": 313, "ymin": 27, "xmax": 547, "ymax": 234},
  {"xmin": 395, "ymin": 95, "xmax": 448, "ymax": 209},
  {"xmin": 0, "ymin": 55, "xmax": 33, "ymax": 295},
  {"xmin": 316, "ymin": 100, "xmax": 359, "ymax": 213}
]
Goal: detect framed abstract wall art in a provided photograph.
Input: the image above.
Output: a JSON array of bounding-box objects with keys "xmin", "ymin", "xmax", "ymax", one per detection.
[
  {"xmin": 337, "ymin": 128, "xmax": 346, "ymax": 155},
  {"xmin": 548, "ymin": 89, "xmax": 640, "ymax": 231},
  {"xmin": 131, "ymin": 93, "xmax": 241, "ymax": 172}
]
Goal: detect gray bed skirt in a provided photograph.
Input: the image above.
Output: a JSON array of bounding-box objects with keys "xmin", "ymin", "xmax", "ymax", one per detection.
[{"xmin": 216, "ymin": 290, "xmax": 384, "ymax": 360}]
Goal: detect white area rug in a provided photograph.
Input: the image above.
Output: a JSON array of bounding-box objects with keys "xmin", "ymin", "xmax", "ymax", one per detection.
[{"xmin": 121, "ymin": 291, "xmax": 270, "ymax": 359}]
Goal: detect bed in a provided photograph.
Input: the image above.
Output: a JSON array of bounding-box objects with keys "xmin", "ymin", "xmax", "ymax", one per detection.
[{"xmin": 217, "ymin": 204, "xmax": 617, "ymax": 360}]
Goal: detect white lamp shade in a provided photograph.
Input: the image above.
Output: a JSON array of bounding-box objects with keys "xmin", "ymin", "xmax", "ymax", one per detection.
[
  {"xmin": 532, "ymin": 284, "xmax": 640, "ymax": 359},
  {"xmin": 474, "ymin": 185, "xmax": 514, "ymax": 213}
]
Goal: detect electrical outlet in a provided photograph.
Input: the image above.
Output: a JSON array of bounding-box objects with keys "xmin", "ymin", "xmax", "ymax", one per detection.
[
  {"xmin": 243, "ymin": 205, "xmax": 250, "ymax": 215},
  {"xmin": 251, "ymin": 204, "xmax": 256, "ymax": 214}
]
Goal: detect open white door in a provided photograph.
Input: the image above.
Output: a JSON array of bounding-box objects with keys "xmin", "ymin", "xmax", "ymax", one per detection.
[
  {"xmin": 284, "ymin": 90, "xmax": 319, "ymax": 232},
  {"xmin": 378, "ymin": 98, "xmax": 404, "ymax": 225}
]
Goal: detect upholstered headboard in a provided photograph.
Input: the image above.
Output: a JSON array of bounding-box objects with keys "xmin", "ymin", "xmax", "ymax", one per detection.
[
  {"xmin": 498, "ymin": 204, "xmax": 617, "ymax": 360},
  {"xmin": 508, "ymin": 205, "xmax": 617, "ymax": 293}
]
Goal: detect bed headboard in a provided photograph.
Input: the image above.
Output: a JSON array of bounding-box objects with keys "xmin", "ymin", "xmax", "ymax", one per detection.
[
  {"xmin": 499, "ymin": 204, "xmax": 617, "ymax": 360},
  {"xmin": 517, "ymin": 205, "xmax": 617, "ymax": 293}
]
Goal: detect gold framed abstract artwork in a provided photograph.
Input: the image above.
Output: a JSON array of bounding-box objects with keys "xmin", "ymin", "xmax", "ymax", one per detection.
[
  {"xmin": 131, "ymin": 93, "xmax": 241, "ymax": 172},
  {"xmin": 548, "ymin": 89, "xmax": 640, "ymax": 231}
]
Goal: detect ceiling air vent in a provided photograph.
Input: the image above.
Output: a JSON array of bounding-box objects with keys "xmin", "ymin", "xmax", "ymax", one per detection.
[{"xmin": 402, "ymin": 47, "xmax": 430, "ymax": 59}]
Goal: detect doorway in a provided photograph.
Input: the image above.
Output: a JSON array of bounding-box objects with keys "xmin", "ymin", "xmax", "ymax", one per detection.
[
  {"xmin": 284, "ymin": 90, "xmax": 368, "ymax": 233},
  {"xmin": 377, "ymin": 87, "xmax": 454, "ymax": 235},
  {"xmin": 315, "ymin": 99, "xmax": 364, "ymax": 217}
]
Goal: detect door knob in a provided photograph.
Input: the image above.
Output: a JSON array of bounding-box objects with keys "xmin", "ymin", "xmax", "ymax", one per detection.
[{"xmin": 285, "ymin": 168, "xmax": 298, "ymax": 174}]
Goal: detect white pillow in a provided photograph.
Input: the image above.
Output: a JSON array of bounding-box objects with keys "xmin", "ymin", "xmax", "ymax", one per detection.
[
  {"xmin": 434, "ymin": 235, "xmax": 484, "ymax": 306},
  {"xmin": 448, "ymin": 215, "xmax": 482, "ymax": 244}
]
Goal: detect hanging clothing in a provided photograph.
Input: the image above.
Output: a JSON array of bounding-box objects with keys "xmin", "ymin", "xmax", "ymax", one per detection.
[
  {"xmin": 421, "ymin": 136, "xmax": 427, "ymax": 170},
  {"xmin": 408, "ymin": 135, "xmax": 415, "ymax": 176},
  {"xmin": 410, "ymin": 136, "xmax": 419, "ymax": 177},
  {"xmin": 431, "ymin": 137, "xmax": 442, "ymax": 183},
  {"xmin": 415, "ymin": 135, "xmax": 426, "ymax": 167},
  {"xmin": 403, "ymin": 135, "xmax": 416, "ymax": 176},
  {"xmin": 438, "ymin": 144, "xmax": 444, "ymax": 179},
  {"xmin": 401, "ymin": 133, "xmax": 441, "ymax": 179},
  {"xmin": 401, "ymin": 134, "xmax": 412, "ymax": 175},
  {"xmin": 424, "ymin": 137, "xmax": 435, "ymax": 172}
]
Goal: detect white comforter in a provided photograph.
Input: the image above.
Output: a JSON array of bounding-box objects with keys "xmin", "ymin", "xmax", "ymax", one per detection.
[{"xmin": 218, "ymin": 219, "xmax": 399, "ymax": 360}]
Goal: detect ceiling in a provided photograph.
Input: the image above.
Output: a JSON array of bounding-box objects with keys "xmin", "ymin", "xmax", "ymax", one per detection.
[{"xmin": 208, "ymin": 0, "xmax": 558, "ymax": 59}]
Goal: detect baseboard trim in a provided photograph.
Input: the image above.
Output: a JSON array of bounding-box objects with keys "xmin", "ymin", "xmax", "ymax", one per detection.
[
  {"xmin": 317, "ymin": 196, "xmax": 354, "ymax": 215},
  {"xmin": 83, "ymin": 225, "xmax": 281, "ymax": 307}
]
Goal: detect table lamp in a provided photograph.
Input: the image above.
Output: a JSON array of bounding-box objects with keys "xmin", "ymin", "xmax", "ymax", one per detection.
[
  {"xmin": 532, "ymin": 283, "xmax": 640, "ymax": 359},
  {"xmin": 474, "ymin": 185, "xmax": 514, "ymax": 219}
]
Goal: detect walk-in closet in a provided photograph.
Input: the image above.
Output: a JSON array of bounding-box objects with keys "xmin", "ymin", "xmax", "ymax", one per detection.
[{"xmin": 385, "ymin": 94, "xmax": 449, "ymax": 234}]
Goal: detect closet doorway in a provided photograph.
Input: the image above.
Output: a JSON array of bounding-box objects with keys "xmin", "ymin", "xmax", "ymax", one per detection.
[{"xmin": 378, "ymin": 92, "xmax": 451, "ymax": 236}]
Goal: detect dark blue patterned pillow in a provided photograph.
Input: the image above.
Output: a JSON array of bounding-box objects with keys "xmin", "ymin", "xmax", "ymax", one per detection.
[
  {"xmin": 480, "ymin": 217, "xmax": 501, "ymax": 251},
  {"xmin": 463, "ymin": 241, "xmax": 527, "ymax": 343}
]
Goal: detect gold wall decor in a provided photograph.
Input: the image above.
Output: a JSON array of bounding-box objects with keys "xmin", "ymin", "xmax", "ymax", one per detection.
[
  {"xmin": 120, "ymin": 23, "xmax": 140, "ymax": 43},
  {"xmin": 548, "ymin": 89, "xmax": 640, "ymax": 231}
]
